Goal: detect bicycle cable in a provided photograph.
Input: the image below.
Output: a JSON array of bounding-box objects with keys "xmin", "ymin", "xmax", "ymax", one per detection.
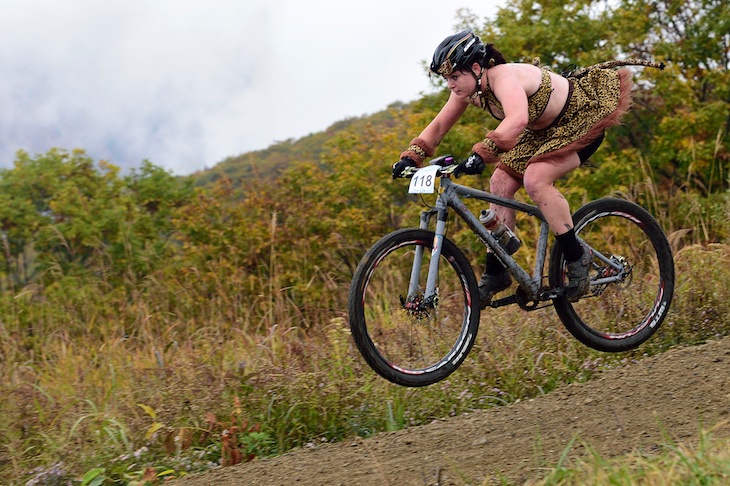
[{"xmin": 419, "ymin": 193, "xmax": 434, "ymax": 209}]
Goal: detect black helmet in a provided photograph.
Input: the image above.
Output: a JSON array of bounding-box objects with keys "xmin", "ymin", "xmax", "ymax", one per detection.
[{"xmin": 430, "ymin": 29, "xmax": 486, "ymax": 76}]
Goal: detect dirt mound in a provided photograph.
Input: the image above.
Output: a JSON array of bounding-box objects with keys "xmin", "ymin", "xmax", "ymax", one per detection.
[{"xmin": 178, "ymin": 338, "xmax": 730, "ymax": 485}]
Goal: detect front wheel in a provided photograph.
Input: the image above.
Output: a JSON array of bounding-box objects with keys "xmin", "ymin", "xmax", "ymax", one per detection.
[
  {"xmin": 548, "ymin": 198, "xmax": 674, "ymax": 352},
  {"xmin": 348, "ymin": 228, "xmax": 480, "ymax": 387}
]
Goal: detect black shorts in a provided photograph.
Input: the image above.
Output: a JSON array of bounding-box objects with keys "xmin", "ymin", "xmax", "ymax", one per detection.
[{"xmin": 578, "ymin": 132, "xmax": 605, "ymax": 164}]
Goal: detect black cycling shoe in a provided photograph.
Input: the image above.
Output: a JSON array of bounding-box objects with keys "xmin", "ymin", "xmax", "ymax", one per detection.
[
  {"xmin": 478, "ymin": 272, "xmax": 512, "ymax": 308},
  {"xmin": 564, "ymin": 244, "xmax": 592, "ymax": 302}
]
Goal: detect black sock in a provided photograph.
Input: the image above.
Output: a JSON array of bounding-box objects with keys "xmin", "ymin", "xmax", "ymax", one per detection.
[
  {"xmin": 555, "ymin": 228, "xmax": 582, "ymax": 263},
  {"xmin": 484, "ymin": 252, "xmax": 506, "ymax": 275}
]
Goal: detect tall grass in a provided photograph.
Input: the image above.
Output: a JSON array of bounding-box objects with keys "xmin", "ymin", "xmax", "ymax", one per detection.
[
  {"xmin": 2, "ymin": 186, "xmax": 729, "ymax": 485},
  {"xmin": 533, "ymin": 423, "xmax": 730, "ymax": 485}
]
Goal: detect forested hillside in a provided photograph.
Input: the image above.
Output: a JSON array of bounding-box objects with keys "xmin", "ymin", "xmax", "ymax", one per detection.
[
  {"xmin": 2, "ymin": 1, "xmax": 728, "ymax": 484},
  {"xmin": 189, "ymin": 104, "xmax": 410, "ymax": 186}
]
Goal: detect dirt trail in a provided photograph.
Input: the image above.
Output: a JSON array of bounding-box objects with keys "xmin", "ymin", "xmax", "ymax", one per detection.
[{"xmin": 178, "ymin": 338, "xmax": 730, "ymax": 485}]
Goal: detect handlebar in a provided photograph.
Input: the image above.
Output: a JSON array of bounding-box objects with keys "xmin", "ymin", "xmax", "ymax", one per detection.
[{"xmin": 399, "ymin": 154, "xmax": 459, "ymax": 179}]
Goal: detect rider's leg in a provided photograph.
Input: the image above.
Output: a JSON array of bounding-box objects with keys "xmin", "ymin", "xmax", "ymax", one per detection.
[
  {"xmin": 522, "ymin": 153, "xmax": 579, "ymax": 236},
  {"xmin": 478, "ymin": 168, "xmax": 523, "ymax": 307},
  {"xmin": 523, "ymin": 153, "xmax": 591, "ymax": 300},
  {"xmin": 489, "ymin": 167, "xmax": 522, "ymax": 229}
]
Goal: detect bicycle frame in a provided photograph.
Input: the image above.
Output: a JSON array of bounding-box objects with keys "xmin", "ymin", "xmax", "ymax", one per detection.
[
  {"xmin": 409, "ymin": 174, "xmax": 627, "ymax": 307},
  {"xmin": 412, "ymin": 175, "xmax": 548, "ymax": 304}
]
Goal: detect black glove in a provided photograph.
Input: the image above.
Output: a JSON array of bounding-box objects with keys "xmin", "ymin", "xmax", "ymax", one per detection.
[
  {"xmin": 392, "ymin": 157, "xmax": 417, "ymax": 179},
  {"xmin": 453, "ymin": 153, "xmax": 485, "ymax": 178}
]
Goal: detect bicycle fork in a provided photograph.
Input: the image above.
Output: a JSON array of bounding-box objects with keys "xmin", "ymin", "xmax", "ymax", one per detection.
[{"xmin": 406, "ymin": 208, "xmax": 445, "ymax": 310}]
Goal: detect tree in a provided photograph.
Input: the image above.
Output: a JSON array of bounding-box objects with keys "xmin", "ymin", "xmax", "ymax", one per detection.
[
  {"xmin": 614, "ymin": 0, "xmax": 729, "ymax": 192},
  {"xmin": 0, "ymin": 149, "xmax": 193, "ymax": 290}
]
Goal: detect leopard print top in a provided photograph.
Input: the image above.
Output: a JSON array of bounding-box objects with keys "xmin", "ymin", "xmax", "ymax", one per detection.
[
  {"xmin": 483, "ymin": 68, "xmax": 553, "ymax": 124},
  {"xmin": 497, "ymin": 67, "xmax": 630, "ymax": 176}
]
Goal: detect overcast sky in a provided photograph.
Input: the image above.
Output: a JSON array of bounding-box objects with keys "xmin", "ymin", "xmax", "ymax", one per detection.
[{"xmin": 0, "ymin": 0, "xmax": 502, "ymax": 175}]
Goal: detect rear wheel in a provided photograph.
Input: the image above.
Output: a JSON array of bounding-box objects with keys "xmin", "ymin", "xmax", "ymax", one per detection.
[
  {"xmin": 348, "ymin": 228, "xmax": 480, "ymax": 386},
  {"xmin": 548, "ymin": 198, "xmax": 674, "ymax": 352}
]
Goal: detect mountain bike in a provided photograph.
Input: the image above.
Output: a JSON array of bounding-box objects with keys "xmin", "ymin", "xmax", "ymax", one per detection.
[{"xmin": 348, "ymin": 155, "xmax": 675, "ymax": 387}]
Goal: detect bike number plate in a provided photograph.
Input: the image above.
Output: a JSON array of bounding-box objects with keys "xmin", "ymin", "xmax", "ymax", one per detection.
[{"xmin": 408, "ymin": 165, "xmax": 440, "ymax": 194}]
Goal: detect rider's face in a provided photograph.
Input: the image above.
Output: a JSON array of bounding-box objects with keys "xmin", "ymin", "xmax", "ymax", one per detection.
[{"xmin": 445, "ymin": 68, "xmax": 478, "ymax": 100}]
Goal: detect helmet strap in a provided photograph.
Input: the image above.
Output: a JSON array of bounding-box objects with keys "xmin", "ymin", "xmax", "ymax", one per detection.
[{"xmin": 468, "ymin": 67, "xmax": 486, "ymax": 109}]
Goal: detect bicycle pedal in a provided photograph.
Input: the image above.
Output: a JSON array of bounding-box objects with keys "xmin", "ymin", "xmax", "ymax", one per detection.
[{"xmin": 545, "ymin": 289, "xmax": 566, "ymax": 299}]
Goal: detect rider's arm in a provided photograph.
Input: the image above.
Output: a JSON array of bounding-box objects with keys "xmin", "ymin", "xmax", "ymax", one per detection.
[
  {"xmin": 472, "ymin": 69, "xmax": 529, "ymax": 162},
  {"xmin": 416, "ymin": 92, "xmax": 470, "ymax": 149},
  {"xmin": 490, "ymin": 70, "xmax": 530, "ymax": 142},
  {"xmin": 399, "ymin": 92, "xmax": 469, "ymax": 167}
]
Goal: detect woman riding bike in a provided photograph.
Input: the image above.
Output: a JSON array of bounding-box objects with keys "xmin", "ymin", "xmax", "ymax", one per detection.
[{"xmin": 392, "ymin": 29, "xmax": 660, "ymax": 305}]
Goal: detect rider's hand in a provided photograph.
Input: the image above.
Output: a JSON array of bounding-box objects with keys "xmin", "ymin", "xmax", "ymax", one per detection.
[
  {"xmin": 453, "ymin": 153, "xmax": 485, "ymax": 178},
  {"xmin": 392, "ymin": 157, "xmax": 417, "ymax": 179}
]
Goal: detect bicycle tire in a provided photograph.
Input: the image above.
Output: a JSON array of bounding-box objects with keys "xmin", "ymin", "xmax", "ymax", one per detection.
[
  {"xmin": 548, "ymin": 198, "xmax": 675, "ymax": 352},
  {"xmin": 348, "ymin": 228, "xmax": 480, "ymax": 387}
]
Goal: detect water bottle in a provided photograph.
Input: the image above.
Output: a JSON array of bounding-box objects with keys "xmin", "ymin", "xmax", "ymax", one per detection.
[{"xmin": 479, "ymin": 209, "xmax": 522, "ymax": 254}]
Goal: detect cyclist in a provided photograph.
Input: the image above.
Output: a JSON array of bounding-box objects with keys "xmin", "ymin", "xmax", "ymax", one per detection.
[{"xmin": 393, "ymin": 29, "xmax": 637, "ymax": 305}]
